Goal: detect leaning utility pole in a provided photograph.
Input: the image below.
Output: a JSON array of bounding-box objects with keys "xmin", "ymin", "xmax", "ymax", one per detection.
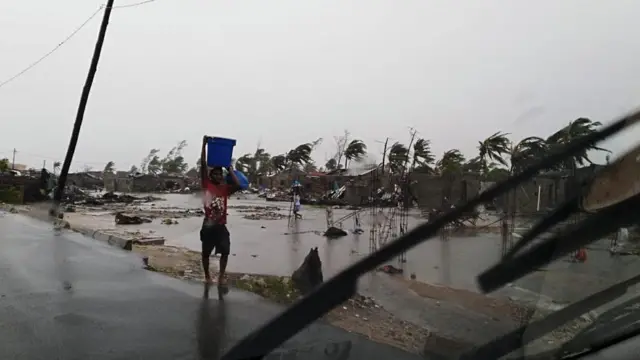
[{"xmin": 51, "ymin": 1, "xmax": 115, "ymax": 216}]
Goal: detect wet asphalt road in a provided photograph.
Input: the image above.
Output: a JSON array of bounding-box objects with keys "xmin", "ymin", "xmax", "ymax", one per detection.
[{"xmin": 0, "ymin": 213, "xmax": 426, "ymax": 360}]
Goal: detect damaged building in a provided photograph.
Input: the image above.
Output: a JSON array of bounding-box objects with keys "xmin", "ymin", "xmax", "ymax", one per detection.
[
  {"xmin": 67, "ymin": 171, "xmax": 104, "ymax": 190},
  {"xmin": 104, "ymin": 171, "xmax": 189, "ymax": 193}
]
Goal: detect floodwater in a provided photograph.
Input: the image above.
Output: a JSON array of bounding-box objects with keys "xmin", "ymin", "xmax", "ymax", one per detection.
[
  {"xmin": 134, "ymin": 194, "xmax": 504, "ymax": 287},
  {"xmin": 87, "ymin": 193, "xmax": 640, "ymax": 305}
]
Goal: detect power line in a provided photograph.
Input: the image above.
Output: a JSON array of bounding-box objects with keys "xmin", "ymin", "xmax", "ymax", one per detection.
[
  {"xmin": 112, "ymin": 0, "xmax": 159, "ymax": 9},
  {"xmin": 0, "ymin": 5, "xmax": 104, "ymax": 90},
  {"xmin": 0, "ymin": 0, "xmax": 160, "ymax": 90}
]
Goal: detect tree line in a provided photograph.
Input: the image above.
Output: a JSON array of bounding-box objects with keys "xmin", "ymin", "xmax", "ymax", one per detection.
[
  {"xmin": 54, "ymin": 117, "xmax": 607, "ymax": 181},
  {"xmin": 226, "ymin": 117, "xmax": 608, "ymax": 183}
]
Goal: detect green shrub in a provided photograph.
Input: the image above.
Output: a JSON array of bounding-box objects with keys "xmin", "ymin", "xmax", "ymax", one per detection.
[{"xmin": 0, "ymin": 186, "xmax": 23, "ymax": 204}]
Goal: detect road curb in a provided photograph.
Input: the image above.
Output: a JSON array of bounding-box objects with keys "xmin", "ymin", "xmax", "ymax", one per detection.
[
  {"xmin": 71, "ymin": 225, "xmax": 133, "ymax": 251},
  {"xmin": 2, "ymin": 204, "xmax": 135, "ymax": 251}
]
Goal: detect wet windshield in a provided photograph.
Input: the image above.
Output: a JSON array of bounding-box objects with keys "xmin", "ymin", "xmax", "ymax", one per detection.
[{"xmin": 4, "ymin": 1, "xmax": 640, "ymax": 360}]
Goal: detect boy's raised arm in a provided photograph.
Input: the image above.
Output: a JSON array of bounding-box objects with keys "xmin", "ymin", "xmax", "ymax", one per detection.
[
  {"xmin": 226, "ymin": 165, "xmax": 242, "ymax": 194},
  {"xmin": 200, "ymin": 136, "xmax": 208, "ymax": 188}
]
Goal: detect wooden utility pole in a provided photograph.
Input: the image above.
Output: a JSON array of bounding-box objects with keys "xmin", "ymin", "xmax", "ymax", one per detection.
[
  {"xmin": 11, "ymin": 148, "xmax": 16, "ymax": 169},
  {"xmin": 52, "ymin": 0, "xmax": 115, "ymax": 215}
]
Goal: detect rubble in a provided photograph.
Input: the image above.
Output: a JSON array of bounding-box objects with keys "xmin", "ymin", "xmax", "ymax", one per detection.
[
  {"xmin": 324, "ymin": 226, "xmax": 348, "ymax": 238},
  {"xmin": 60, "ymin": 188, "xmax": 163, "ymax": 206},
  {"xmin": 291, "ymin": 247, "xmax": 323, "ymax": 295},
  {"xmin": 242, "ymin": 211, "xmax": 287, "ymax": 220},
  {"xmin": 115, "ymin": 212, "xmax": 152, "ymax": 225}
]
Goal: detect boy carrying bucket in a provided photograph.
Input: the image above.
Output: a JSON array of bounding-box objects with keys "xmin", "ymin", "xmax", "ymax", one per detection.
[{"xmin": 200, "ymin": 135, "xmax": 242, "ymax": 285}]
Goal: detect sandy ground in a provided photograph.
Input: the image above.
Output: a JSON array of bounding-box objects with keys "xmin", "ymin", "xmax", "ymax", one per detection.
[{"xmin": 2, "ymin": 200, "xmax": 596, "ymax": 357}]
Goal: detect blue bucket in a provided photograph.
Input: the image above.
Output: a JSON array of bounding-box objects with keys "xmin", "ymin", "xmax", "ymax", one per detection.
[
  {"xmin": 207, "ymin": 137, "xmax": 236, "ymax": 168},
  {"xmin": 226, "ymin": 170, "xmax": 249, "ymax": 190}
]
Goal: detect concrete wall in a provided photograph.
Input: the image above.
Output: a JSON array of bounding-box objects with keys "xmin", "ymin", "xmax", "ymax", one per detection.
[
  {"xmin": 259, "ymin": 172, "xmax": 349, "ymax": 194},
  {"xmin": 67, "ymin": 173, "xmax": 103, "ymax": 189},
  {"xmin": 408, "ymin": 173, "xmax": 481, "ymax": 210}
]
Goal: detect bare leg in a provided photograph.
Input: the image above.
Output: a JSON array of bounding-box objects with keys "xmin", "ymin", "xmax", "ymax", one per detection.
[
  {"xmin": 201, "ymin": 240, "xmax": 214, "ymax": 283},
  {"xmin": 218, "ymin": 255, "xmax": 228, "ymax": 285},
  {"xmin": 202, "ymin": 255, "xmax": 213, "ymax": 283}
]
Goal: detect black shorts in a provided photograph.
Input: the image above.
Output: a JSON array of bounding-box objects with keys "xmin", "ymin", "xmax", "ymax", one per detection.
[{"xmin": 200, "ymin": 222, "xmax": 230, "ymax": 257}]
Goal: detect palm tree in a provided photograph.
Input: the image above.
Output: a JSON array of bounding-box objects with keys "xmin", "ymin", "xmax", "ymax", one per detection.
[
  {"xmin": 546, "ymin": 117, "xmax": 609, "ymax": 170},
  {"xmin": 462, "ymin": 156, "xmax": 483, "ymax": 173},
  {"xmin": 436, "ymin": 149, "xmax": 465, "ymax": 174},
  {"xmin": 510, "ymin": 136, "xmax": 548, "ymax": 174},
  {"xmin": 257, "ymin": 153, "xmax": 274, "ymax": 176},
  {"xmin": 387, "ymin": 142, "xmax": 409, "ymax": 174},
  {"xmin": 235, "ymin": 154, "xmax": 253, "ymax": 174},
  {"xmin": 103, "ymin": 161, "xmax": 115, "ymax": 173},
  {"xmin": 325, "ymin": 158, "xmax": 338, "ymax": 171},
  {"xmin": 246, "ymin": 148, "xmax": 271, "ymax": 181},
  {"xmin": 343, "ymin": 139, "xmax": 367, "ymax": 168},
  {"xmin": 411, "ymin": 138, "xmax": 435, "ymax": 173},
  {"xmin": 478, "ymin": 131, "xmax": 511, "ymax": 173},
  {"xmin": 270, "ymin": 154, "xmax": 288, "ymax": 173},
  {"xmin": 287, "ymin": 143, "xmax": 313, "ymax": 169}
]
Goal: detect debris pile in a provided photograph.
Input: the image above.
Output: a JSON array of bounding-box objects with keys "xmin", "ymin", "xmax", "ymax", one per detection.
[
  {"xmin": 291, "ymin": 247, "xmax": 323, "ymax": 295},
  {"xmin": 324, "ymin": 226, "xmax": 348, "ymax": 238},
  {"xmin": 115, "ymin": 212, "xmax": 152, "ymax": 225},
  {"xmin": 243, "ymin": 211, "xmax": 287, "ymax": 220}
]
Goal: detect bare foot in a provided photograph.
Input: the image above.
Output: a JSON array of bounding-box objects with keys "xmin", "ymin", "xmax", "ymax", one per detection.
[
  {"xmin": 204, "ymin": 277, "xmax": 214, "ymax": 284},
  {"xmin": 218, "ymin": 275, "xmax": 228, "ymax": 286}
]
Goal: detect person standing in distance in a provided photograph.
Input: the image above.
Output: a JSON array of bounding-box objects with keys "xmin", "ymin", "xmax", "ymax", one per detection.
[{"xmin": 200, "ymin": 135, "xmax": 242, "ymax": 285}]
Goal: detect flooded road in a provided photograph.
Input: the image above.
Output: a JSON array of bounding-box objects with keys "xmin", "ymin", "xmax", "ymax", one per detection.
[{"xmin": 77, "ymin": 193, "xmax": 640, "ymax": 305}]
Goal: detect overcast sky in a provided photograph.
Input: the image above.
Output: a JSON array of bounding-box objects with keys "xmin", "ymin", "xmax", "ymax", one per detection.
[{"xmin": 1, "ymin": 0, "xmax": 639, "ymax": 171}]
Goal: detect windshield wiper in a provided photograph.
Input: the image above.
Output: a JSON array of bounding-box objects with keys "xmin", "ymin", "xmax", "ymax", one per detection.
[
  {"xmin": 222, "ymin": 110, "xmax": 640, "ymax": 360},
  {"xmin": 477, "ymin": 193, "xmax": 640, "ymax": 294},
  {"xmin": 502, "ymin": 197, "xmax": 579, "ymax": 259},
  {"xmin": 459, "ymin": 273, "xmax": 640, "ymax": 360},
  {"xmin": 555, "ymin": 294, "xmax": 640, "ymax": 358}
]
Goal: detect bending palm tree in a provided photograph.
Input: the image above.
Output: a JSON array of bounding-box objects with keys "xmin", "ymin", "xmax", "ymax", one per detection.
[
  {"xmin": 546, "ymin": 117, "xmax": 610, "ymax": 170},
  {"xmin": 478, "ymin": 131, "xmax": 511, "ymax": 173},
  {"xmin": 287, "ymin": 143, "xmax": 313, "ymax": 170},
  {"xmin": 387, "ymin": 142, "xmax": 409, "ymax": 174},
  {"xmin": 270, "ymin": 155, "xmax": 288, "ymax": 173},
  {"xmin": 325, "ymin": 158, "xmax": 338, "ymax": 171},
  {"xmin": 411, "ymin": 138, "xmax": 435, "ymax": 173},
  {"xmin": 235, "ymin": 154, "xmax": 253, "ymax": 174},
  {"xmin": 436, "ymin": 149, "xmax": 466, "ymax": 174},
  {"xmin": 343, "ymin": 139, "xmax": 367, "ymax": 168},
  {"xmin": 510, "ymin": 136, "xmax": 548, "ymax": 174}
]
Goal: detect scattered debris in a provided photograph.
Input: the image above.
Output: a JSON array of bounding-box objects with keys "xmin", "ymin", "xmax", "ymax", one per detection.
[
  {"xmin": 243, "ymin": 211, "xmax": 287, "ymax": 220},
  {"xmin": 161, "ymin": 218, "xmax": 179, "ymax": 225},
  {"xmin": 324, "ymin": 226, "xmax": 348, "ymax": 238},
  {"xmin": 115, "ymin": 212, "xmax": 152, "ymax": 225},
  {"xmin": 378, "ymin": 264, "xmax": 403, "ymax": 275},
  {"xmin": 291, "ymin": 247, "xmax": 323, "ymax": 295}
]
